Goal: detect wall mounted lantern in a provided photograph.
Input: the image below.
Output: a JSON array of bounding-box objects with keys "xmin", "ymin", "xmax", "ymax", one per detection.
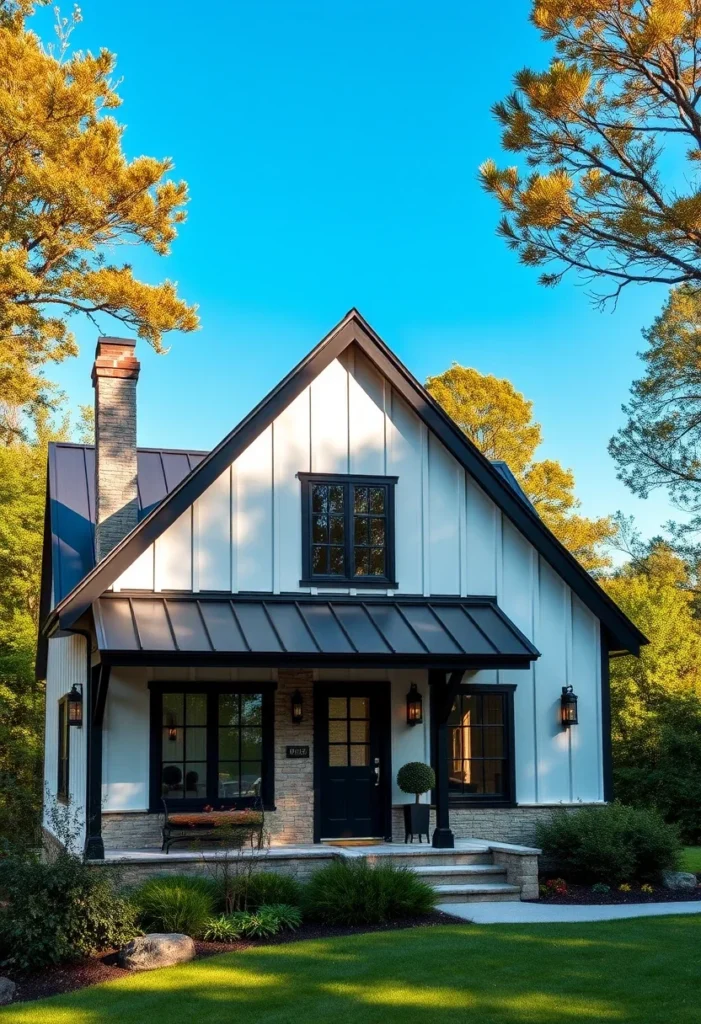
[
  {"xmin": 560, "ymin": 685, "xmax": 579, "ymax": 728},
  {"xmin": 291, "ymin": 689, "xmax": 304, "ymax": 725},
  {"xmin": 406, "ymin": 683, "xmax": 423, "ymax": 726},
  {"xmin": 67, "ymin": 684, "xmax": 83, "ymax": 727}
]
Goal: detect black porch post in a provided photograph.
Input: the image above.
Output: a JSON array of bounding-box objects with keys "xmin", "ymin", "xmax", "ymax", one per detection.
[
  {"xmin": 430, "ymin": 670, "xmax": 455, "ymax": 849},
  {"xmin": 85, "ymin": 663, "xmax": 110, "ymax": 861}
]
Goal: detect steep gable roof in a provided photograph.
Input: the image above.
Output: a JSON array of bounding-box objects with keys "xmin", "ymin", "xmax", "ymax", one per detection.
[{"xmin": 43, "ymin": 309, "xmax": 647, "ymax": 655}]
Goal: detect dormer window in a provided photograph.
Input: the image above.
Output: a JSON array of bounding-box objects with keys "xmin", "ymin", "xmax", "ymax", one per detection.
[{"xmin": 299, "ymin": 474, "xmax": 397, "ymax": 587}]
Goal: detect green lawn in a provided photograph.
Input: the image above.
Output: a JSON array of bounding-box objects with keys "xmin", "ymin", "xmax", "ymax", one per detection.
[
  {"xmin": 682, "ymin": 846, "xmax": 701, "ymax": 873},
  {"xmin": 2, "ymin": 917, "xmax": 700, "ymax": 1024}
]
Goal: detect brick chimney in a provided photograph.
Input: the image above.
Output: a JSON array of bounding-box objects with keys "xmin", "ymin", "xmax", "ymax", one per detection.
[{"xmin": 91, "ymin": 337, "xmax": 141, "ymax": 562}]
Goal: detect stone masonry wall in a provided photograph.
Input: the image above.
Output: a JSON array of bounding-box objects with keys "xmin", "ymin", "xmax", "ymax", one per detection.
[{"xmin": 391, "ymin": 803, "xmax": 603, "ymax": 848}]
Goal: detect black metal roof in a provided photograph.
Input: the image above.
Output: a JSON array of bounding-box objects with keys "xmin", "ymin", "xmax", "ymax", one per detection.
[
  {"xmin": 93, "ymin": 595, "xmax": 539, "ymax": 669},
  {"xmin": 47, "ymin": 443, "xmax": 206, "ymax": 605}
]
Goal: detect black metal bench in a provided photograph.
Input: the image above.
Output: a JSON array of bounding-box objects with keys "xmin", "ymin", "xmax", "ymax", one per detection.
[{"xmin": 161, "ymin": 798, "xmax": 264, "ymax": 854}]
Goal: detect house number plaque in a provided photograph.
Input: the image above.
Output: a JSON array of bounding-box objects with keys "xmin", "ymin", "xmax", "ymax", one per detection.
[{"xmin": 286, "ymin": 745, "xmax": 310, "ymax": 758}]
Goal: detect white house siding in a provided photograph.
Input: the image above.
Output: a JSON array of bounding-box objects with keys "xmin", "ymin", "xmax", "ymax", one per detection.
[
  {"xmin": 43, "ymin": 633, "xmax": 88, "ymax": 847},
  {"xmin": 103, "ymin": 343, "xmax": 603, "ymax": 808}
]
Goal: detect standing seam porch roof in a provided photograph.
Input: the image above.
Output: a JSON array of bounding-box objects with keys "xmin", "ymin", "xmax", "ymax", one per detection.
[
  {"xmin": 93, "ymin": 595, "xmax": 539, "ymax": 668},
  {"xmin": 42, "ymin": 308, "xmax": 647, "ymax": 657}
]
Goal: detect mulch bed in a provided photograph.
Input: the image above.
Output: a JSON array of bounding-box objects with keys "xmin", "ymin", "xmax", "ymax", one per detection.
[
  {"xmin": 532, "ymin": 877, "xmax": 701, "ymax": 906},
  {"xmin": 8, "ymin": 910, "xmax": 459, "ymax": 1005}
]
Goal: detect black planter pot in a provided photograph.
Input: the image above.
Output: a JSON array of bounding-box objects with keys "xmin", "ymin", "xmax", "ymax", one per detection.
[{"xmin": 403, "ymin": 802, "xmax": 430, "ymax": 843}]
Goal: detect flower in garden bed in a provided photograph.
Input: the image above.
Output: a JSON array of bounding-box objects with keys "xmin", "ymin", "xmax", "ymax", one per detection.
[
  {"xmin": 618, "ymin": 883, "xmax": 632, "ymax": 892},
  {"xmin": 545, "ymin": 878, "xmax": 568, "ymax": 896},
  {"xmin": 640, "ymin": 884, "xmax": 654, "ymax": 894}
]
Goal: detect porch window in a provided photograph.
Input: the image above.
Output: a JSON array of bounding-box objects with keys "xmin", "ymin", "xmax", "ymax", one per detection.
[
  {"xmin": 57, "ymin": 696, "xmax": 69, "ymax": 802},
  {"xmin": 447, "ymin": 688, "xmax": 514, "ymax": 805},
  {"xmin": 150, "ymin": 685, "xmax": 274, "ymax": 811},
  {"xmin": 299, "ymin": 473, "xmax": 397, "ymax": 587}
]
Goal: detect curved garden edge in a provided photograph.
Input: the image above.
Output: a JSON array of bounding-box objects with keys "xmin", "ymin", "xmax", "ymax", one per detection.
[{"xmin": 4, "ymin": 912, "xmax": 458, "ymax": 1006}]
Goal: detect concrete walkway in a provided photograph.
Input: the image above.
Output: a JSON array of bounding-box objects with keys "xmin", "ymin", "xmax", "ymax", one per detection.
[{"xmin": 438, "ymin": 899, "xmax": 701, "ymax": 924}]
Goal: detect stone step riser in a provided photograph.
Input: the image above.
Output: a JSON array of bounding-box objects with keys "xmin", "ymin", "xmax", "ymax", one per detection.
[
  {"xmin": 415, "ymin": 870, "xmax": 508, "ymax": 886},
  {"xmin": 437, "ymin": 890, "xmax": 522, "ymax": 904},
  {"xmin": 366, "ymin": 853, "xmax": 494, "ymax": 868}
]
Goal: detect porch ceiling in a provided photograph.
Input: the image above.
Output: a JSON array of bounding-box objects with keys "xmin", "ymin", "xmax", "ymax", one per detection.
[{"xmin": 93, "ymin": 594, "xmax": 539, "ymax": 670}]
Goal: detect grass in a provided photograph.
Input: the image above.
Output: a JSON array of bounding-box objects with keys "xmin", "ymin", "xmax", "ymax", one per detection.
[
  {"xmin": 682, "ymin": 846, "xmax": 701, "ymax": 873},
  {"xmin": 2, "ymin": 916, "xmax": 700, "ymax": 1023}
]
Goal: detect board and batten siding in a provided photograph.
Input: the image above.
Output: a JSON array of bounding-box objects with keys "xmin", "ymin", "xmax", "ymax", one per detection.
[
  {"xmin": 43, "ymin": 633, "xmax": 88, "ymax": 846},
  {"xmin": 102, "ymin": 344, "xmax": 604, "ymax": 807}
]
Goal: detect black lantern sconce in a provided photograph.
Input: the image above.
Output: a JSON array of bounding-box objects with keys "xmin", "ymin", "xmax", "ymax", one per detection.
[
  {"xmin": 67, "ymin": 684, "xmax": 83, "ymax": 728},
  {"xmin": 291, "ymin": 689, "xmax": 304, "ymax": 725},
  {"xmin": 561, "ymin": 685, "xmax": 579, "ymax": 728},
  {"xmin": 406, "ymin": 683, "xmax": 423, "ymax": 726}
]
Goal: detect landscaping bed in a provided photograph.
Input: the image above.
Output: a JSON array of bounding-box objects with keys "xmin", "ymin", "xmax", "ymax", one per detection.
[
  {"xmin": 535, "ymin": 878, "xmax": 701, "ymax": 905},
  {"xmin": 6, "ymin": 911, "xmax": 457, "ymax": 1005}
]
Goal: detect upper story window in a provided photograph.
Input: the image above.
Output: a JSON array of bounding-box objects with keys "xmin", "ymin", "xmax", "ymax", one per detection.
[{"xmin": 299, "ymin": 474, "xmax": 397, "ymax": 587}]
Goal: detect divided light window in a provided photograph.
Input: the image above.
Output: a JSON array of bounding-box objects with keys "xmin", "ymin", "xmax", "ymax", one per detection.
[
  {"xmin": 300, "ymin": 474, "xmax": 397, "ymax": 587},
  {"xmin": 151, "ymin": 686, "xmax": 274, "ymax": 811},
  {"xmin": 57, "ymin": 696, "xmax": 69, "ymax": 802},
  {"xmin": 446, "ymin": 689, "xmax": 514, "ymax": 805}
]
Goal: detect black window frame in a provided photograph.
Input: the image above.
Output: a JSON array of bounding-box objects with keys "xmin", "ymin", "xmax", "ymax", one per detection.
[
  {"xmin": 299, "ymin": 473, "xmax": 398, "ymax": 588},
  {"xmin": 148, "ymin": 682, "xmax": 275, "ymax": 812},
  {"xmin": 438, "ymin": 684, "xmax": 516, "ymax": 808},
  {"xmin": 57, "ymin": 695, "xmax": 70, "ymax": 803}
]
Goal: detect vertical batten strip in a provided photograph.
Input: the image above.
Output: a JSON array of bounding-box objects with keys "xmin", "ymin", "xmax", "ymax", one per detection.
[
  {"xmin": 230, "ymin": 462, "xmax": 238, "ymax": 594},
  {"xmin": 421, "ymin": 422, "xmax": 430, "ymax": 597},
  {"xmin": 458, "ymin": 469, "xmax": 468, "ymax": 597},
  {"xmin": 272, "ymin": 420, "xmax": 280, "ymax": 594},
  {"xmin": 594, "ymin": 617, "xmax": 603, "ymax": 801},
  {"xmin": 192, "ymin": 499, "xmax": 200, "ymax": 593}
]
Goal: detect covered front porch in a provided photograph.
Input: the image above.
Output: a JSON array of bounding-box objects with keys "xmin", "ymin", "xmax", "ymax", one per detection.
[{"xmin": 79, "ymin": 592, "xmax": 539, "ymax": 861}]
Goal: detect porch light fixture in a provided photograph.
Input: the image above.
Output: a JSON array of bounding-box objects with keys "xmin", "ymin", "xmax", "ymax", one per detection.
[
  {"xmin": 291, "ymin": 689, "xmax": 304, "ymax": 725},
  {"xmin": 561, "ymin": 685, "xmax": 579, "ymax": 728},
  {"xmin": 67, "ymin": 684, "xmax": 83, "ymax": 727},
  {"xmin": 406, "ymin": 683, "xmax": 423, "ymax": 726}
]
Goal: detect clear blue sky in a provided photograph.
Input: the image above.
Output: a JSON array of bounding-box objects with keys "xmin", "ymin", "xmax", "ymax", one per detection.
[{"xmin": 41, "ymin": 0, "xmax": 678, "ymax": 542}]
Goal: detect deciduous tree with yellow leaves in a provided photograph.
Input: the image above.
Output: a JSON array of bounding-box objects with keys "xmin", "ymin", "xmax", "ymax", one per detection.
[
  {"xmin": 0, "ymin": 1, "xmax": 198, "ymax": 440},
  {"xmin": 426, "ymin": 363, "xmax": 616, "ymax": 572},
  {"xmin": 481, "ymin": 1, "xmax": 701, "ymax": 303}
]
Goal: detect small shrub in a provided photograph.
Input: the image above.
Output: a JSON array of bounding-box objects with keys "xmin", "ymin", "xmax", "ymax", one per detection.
[
  {"xmin": 130, "ymin": 874, "xmax": 217, "ymax": 936},
  {"xmin": 202, "ymin": 914, "xmax": 244, "ymax": 942},
  {"xmin": 303, "ymin": 859, "xmax": 436, "ymax": 925},
  {"xmin": 641, "ymin": 883, "xmax": 654, "ymax": 894},
  {"xmin": 396, "ymin": 762, "xmax": 435, "ymax": 802},
  {"xmin": 591, "ymin": 883, "xmax": 611, "ymax": 894},
  {"xmin": 545, "ymin": 878, "xmax": 567, "ymax": 895},
  {"xmin": 618, "ymin": 882, "xmax": 632, "ymax": 892},
  {"xmin": 262, "ymin": 903, "xmax": 302, "ymax": 931},
  {"xmin": 535, "ymin": 803, "xmax": 681, "ymax": 884},
  {"xmin": 222, "ymin": 871, "xmax": 304, "ymax": 911},
  {"xmin": 0, "ymin": 850, "xmax": 139, "ymax": 972}
]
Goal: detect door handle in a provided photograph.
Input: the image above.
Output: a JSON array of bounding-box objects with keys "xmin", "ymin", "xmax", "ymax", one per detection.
[{"xmin": 373, "ymin": 757, "xmax": 380, "ymax": 787}]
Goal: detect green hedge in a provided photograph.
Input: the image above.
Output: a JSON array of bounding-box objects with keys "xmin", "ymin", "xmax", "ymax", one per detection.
[
  {"xmin": 303, "ymin": 859, "xmax": 436, "ymax": 925},
  {"xmin": 536, "ymin": 803, "xmax": 681, "ymax": 884}
]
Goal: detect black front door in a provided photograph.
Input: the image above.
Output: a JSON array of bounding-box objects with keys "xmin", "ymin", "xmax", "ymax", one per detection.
[{"xmin": 315, "ymin": 684, "xmax": 390, "ymax": 840}]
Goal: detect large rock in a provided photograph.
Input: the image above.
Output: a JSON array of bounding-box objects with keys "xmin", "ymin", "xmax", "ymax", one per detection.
[
  {"xmin": 0, "ymin": 977, "xmax": 16, "ymax": 1006},
  {"xmin": 661, "ymin": 870, "xmax": 698, "ymax": 891},
  {"xmin": 118, "ymin": 933, "xmax": 196, "ymax": 972}
]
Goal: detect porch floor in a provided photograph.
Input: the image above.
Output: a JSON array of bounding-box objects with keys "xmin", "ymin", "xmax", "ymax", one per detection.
[{"xmin": 97, "ymin": 838, "xmax": 539, "ymax": 864}]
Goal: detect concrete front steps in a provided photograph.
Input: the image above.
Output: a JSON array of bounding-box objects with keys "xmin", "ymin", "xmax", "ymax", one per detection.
[{"xmin": 363, "ymin": 846, "xmax": 523, "ymax": 903}]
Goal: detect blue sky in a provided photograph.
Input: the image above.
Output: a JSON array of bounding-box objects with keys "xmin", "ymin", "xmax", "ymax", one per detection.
[{"xmin": 40, "ymin": 1, "xmax": 678, "ymax": 542}]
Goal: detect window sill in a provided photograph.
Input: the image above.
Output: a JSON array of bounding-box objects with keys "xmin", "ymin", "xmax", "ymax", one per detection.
[{"xmin": 299, "ymin": 579, "xmax": 398, "ymax": 590}]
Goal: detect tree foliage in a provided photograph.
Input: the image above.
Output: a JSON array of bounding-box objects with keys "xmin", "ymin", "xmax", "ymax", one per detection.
[
  {"xmin": 481, "ymin": 1, "xmax": 701, "ymax": 303},
  {"xmin": 603, "ymin": 542, "xmax": 701, "ymax": 841},
  {"xmin": 0, "ymin": 407, "xmax": 69, "ymax": 844},
  {"xmin": 609, "ymin": 285, "xmax": 701, "ymax": 567},
  {"xmin": 426, "ymin": 363, "xmax": 616, "ymax": 571},
  {"xmin": 0, "ymin": 1, "xmax": 198, "ymax": 440}
]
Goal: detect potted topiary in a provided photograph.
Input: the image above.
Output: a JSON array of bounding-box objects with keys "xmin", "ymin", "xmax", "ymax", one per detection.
[{"xmin": 396, "ymin": 761, "xmax": 435, "ymax": 843}]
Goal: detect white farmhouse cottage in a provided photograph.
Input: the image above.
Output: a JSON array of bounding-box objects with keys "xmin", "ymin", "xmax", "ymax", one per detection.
[{"xmin": 37, "ymin": 311, "xmax": 646, "ymax": 898}]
